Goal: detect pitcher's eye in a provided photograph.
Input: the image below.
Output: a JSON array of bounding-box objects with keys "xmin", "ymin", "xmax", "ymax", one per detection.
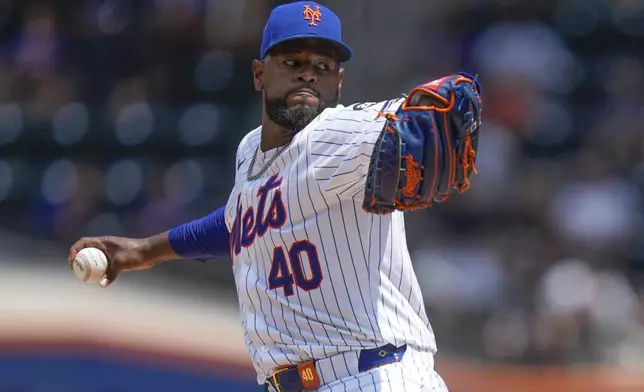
[{"xmin": 316, "ymin": 63, "xmax": 330, "ymax": 71}]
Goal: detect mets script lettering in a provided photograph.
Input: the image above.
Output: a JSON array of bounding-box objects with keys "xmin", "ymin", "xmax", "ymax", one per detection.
[
  {"xmin": 303, "ymin": 5, "xmax": 321, "ymax": 26},
  {"xmin": 230, "ymin": 173, "xmax": 286, "ymax": 256}
]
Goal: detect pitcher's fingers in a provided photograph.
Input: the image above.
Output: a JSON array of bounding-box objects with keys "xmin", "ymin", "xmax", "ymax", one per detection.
[
  {"xmin": 100, "ymin": 267, "xmax": 119, "ymax": 288},
  {"xmin": 69, "ymin": 237, "xmax": 105, "ymax": 270}
]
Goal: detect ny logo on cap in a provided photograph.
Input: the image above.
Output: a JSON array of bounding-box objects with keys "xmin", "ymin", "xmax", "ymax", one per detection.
[{"xmin": 303, "ymin": 5, "xmax": 321, "ymax": 26}]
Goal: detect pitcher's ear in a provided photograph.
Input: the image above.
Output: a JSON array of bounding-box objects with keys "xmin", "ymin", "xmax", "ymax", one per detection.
[{"xmin": 252, "ymin": 59, "xmax": 264, "ymax": 91}]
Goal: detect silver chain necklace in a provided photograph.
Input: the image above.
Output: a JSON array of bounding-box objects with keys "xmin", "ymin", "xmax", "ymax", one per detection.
[{"xmin": 246, "ymin": 141, "xmax": 291, "ymax": 181}]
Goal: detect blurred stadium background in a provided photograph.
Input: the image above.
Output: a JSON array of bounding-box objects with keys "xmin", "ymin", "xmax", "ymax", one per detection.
[{"xmin": 1, "ymin": 0, "xmax": 644, "ymax": 391}]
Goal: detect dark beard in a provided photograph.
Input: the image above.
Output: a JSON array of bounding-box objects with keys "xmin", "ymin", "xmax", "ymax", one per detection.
[{"xmin": 264, "ymin": 89, "xmax": 338, "ymax": 132}]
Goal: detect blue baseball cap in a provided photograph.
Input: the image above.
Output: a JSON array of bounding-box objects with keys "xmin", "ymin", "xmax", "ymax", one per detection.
[{"xmin": 260, "ymin": 1, "xmax": 353, "ymax": 62}]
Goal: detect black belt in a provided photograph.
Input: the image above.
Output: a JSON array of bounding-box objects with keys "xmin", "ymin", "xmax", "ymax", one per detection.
[{"xmin": 265, "ymin": 344, "xmax": 407, "ymax": 392}]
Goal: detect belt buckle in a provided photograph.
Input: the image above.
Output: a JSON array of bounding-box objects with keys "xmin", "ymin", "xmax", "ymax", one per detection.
[{"xmin": 269, "ymin": 366, "xmax": 291, "ymax": 392}]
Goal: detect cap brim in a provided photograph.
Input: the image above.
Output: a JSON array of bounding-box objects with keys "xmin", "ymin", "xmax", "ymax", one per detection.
[{"xmin": 263, "ymin": 35, "xmax": 353, "ymax": 62}]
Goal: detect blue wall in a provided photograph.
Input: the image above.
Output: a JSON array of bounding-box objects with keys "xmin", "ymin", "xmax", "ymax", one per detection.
[{"xmin": 0, "ymin": 353, "xmax": 261, "ymax": 392}]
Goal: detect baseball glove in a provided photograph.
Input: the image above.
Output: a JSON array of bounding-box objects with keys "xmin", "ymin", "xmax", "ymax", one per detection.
[{"xmin": 362, "ymin": 72, "xmax": 482, "ymax": 214}]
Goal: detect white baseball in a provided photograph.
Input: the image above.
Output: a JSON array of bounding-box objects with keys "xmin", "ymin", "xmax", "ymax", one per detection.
[{"xmin": 73, "ymin": 247, "xmax": 109, "ymax": 283}]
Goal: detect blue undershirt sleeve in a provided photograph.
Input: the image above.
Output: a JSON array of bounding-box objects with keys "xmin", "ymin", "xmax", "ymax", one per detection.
[{"xmin": 168, "ymin": 204, "xmax": 230, "ymax": 261}]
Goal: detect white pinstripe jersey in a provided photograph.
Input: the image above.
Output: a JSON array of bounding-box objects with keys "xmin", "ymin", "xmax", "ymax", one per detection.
[{"xmin": 224, "ymin": 98, "xmax": 437, "ymax": 384}]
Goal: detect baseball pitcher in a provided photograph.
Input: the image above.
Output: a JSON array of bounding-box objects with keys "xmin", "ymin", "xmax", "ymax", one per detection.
[{"xmin": 68, "ymin": 2, "xmax": 483, "ymax": 391}]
